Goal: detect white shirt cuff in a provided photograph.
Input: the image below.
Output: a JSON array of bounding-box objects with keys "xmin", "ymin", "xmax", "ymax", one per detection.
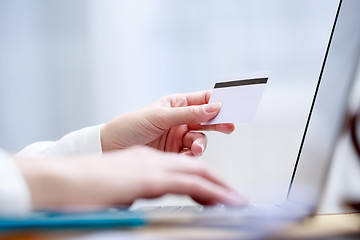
[{"xmin": 17, "ymin": 124, "xmax": 104, "ymax": 157}]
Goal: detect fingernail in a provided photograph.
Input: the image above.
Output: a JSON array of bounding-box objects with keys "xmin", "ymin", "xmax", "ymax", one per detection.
[
  {"xmin": 204, "ymin": 102, "xmax": 221, "ymax": 113},
  {"xmin": 223, "ymin": 191, "xmax": 248, "ymax": 206},
  {"xmin": 198, "ymin": 142, "xmax": 205, "ymax": 153}
]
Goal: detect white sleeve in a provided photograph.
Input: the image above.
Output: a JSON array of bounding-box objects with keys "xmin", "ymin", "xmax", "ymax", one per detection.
[
  {"xmin": 0, "ymin": 149, "xmax": 31, "ymax": 216},
  {"xmin": 17, "ymin": 125, "xmax": 104, "ymax": 157}
]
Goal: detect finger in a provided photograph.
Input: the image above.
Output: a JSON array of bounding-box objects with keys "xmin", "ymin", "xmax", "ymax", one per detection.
[
  {"xmin": 148, "ymin": 102, "xmax": 222, "ymax": 130},
  {"xmin": 181, "ymin": 90, "xmax": 212, "ymax": 106},
  {"xmin": 159, "ymin": 155, "xmax": 232, "ymax": 190},
  {"xmin": 191, "ymin": 197, "xmax": 218, "ymax": 206},
  {"xmin": 161, "ymin": 173, "xmax": 247, "ymax": 206},
  {"xmin": 163, "ymin": 125, "xmax": 188, "ymax": 153},
  {"xmin": 130, "ymin": 149, "xmax": 247, "ymax": 205},
  {"xmin": 137, "ymin": 149, "xmax": 233, "ymax": 191},
  {"xmin": 179, "ymin": 149, "xmax": 194, "ymax": 156},
  {"xmin": 188, "ymin": 123, "xmax": 235, "ymax": 134},
  {"xmin": 182, "ymin": 132, "xmax": 207, "ymax": 156}
]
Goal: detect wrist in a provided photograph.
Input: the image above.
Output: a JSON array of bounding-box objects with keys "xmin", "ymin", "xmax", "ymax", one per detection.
[{"xmin": 100, "ymin": 120, "xmax": 128, "ymax": 152}]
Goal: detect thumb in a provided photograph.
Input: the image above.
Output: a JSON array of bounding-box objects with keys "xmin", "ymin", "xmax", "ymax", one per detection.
[{"xmin": 150, "ymin": 102, "xmax": 222, "ymax": 129}]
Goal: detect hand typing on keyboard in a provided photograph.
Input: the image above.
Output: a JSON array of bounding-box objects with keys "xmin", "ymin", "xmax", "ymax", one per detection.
[{"xmin": 16, "ymin": 146, "xmax": 246, "ymax": 211}]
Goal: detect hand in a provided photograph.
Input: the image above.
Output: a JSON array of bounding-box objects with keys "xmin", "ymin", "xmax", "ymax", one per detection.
[
  {"xmin": 16, "ymin": 146, "xmax": 246, "ymax": 210},
  {"xmin": 101, "ymin": 90, "xmax": 235, "ymax": 156}
]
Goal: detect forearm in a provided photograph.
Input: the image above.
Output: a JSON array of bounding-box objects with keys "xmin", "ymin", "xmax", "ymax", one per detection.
[
  {"xmin": 14, "ymin": 154, "xmax": 129, "ymax": 210},
  {"xmin": 14, "ymin": 156, "xmax": 84, "ymax": 210}
]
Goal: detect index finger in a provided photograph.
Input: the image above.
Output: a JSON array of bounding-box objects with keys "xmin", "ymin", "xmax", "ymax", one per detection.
[
  {"xmin": 162, "ymin": 173, "xmax": 247, "ymax": 206},
  {"xmin": 181, "ymin": 90, "xmax": 212, "ymax": 106}
]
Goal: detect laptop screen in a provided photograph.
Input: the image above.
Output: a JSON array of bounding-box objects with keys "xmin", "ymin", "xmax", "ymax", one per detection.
[{"xmin": 287, "ymin": 0, "xmax": 360, "ymax": 209}]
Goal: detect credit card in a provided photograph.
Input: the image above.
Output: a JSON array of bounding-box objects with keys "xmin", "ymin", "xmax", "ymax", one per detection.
[{"xmin": 203, "ymin": 71, "xmax": 269, "ymax": 125}]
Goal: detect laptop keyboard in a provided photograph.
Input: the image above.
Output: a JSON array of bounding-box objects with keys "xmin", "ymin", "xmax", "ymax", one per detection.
[
  {"xmin": 132, "ymin": 205, "xmax": 200, "ymax": 215},
  {"xmin": 131, "ymin": 204, "xmax": 259, "ymax": 220},
  {"xmin": 132, "ymin": 205, "xmax": 226, "ymax": 214},
  {"xmin": 130, "ymin": 204, "xmax": 301, "ymax": 220},
  {"xmin": 106, "ymin": 202, "xmax": 308, "ymax": 224}
]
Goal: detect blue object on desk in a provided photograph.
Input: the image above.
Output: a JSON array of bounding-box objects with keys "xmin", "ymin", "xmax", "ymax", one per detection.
[{"xmin": 0, "ymin": 208, "xmax": 146, "ymax": 230}]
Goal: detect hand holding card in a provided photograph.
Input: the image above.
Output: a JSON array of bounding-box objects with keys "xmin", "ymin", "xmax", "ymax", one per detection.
[{"xmin": 203, "ymin": 72, "xmax": 269, "ymax": 125}]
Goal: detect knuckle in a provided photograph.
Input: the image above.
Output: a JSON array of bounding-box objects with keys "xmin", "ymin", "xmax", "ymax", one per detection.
[
  {"xmin": 184, "ymin": 106, "xmax": 201, "ymax": 123},
  {"xmin": 140, "ymin": 171, "xmax": 167, "ymax": 197},
  {"xmin": 187, "ymin": 105, "xmax": 200, "ymax": 115},
  {"xmin": 197, "ymin": 162, "xmax": 210, "ymax": 175}
]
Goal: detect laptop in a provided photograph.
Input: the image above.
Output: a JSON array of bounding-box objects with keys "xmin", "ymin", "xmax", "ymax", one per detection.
[
  {"xmin": 0, "ymin": 0, "xmax": 359, "ymax": 238},
  {"xmin": 131, "ymin": 0, "xmax": 360, "ymax": 230}
]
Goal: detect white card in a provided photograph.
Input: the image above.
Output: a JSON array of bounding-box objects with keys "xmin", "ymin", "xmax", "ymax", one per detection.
[{"xmin": 203, "ymin": 72, "xmax": 269, "ymax": 125}]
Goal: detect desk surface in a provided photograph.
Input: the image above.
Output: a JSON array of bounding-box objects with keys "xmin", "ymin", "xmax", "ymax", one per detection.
[{"xmin": 0, "ymin": 213, "xmax": 359, "ymax": 240}]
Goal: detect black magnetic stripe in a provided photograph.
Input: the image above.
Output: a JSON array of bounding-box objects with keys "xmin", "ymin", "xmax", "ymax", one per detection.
[{"xmin": 214, "ymin": 78, "xmax": 268, "ymax": 89}]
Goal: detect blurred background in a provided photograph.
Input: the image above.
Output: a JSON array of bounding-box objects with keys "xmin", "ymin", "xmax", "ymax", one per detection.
[{"xmin": 0, "ymin": 0, "xmax": 359, "ymax": 213}]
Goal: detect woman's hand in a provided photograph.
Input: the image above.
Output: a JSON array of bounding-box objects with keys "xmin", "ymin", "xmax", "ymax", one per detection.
[
  {"xmin": 101, "ymin": 90, "xmax": 235, "ymax": 156},
  {"xmin": 15, "ymin": 146, "xmax": 246, "ymax": 210}
]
